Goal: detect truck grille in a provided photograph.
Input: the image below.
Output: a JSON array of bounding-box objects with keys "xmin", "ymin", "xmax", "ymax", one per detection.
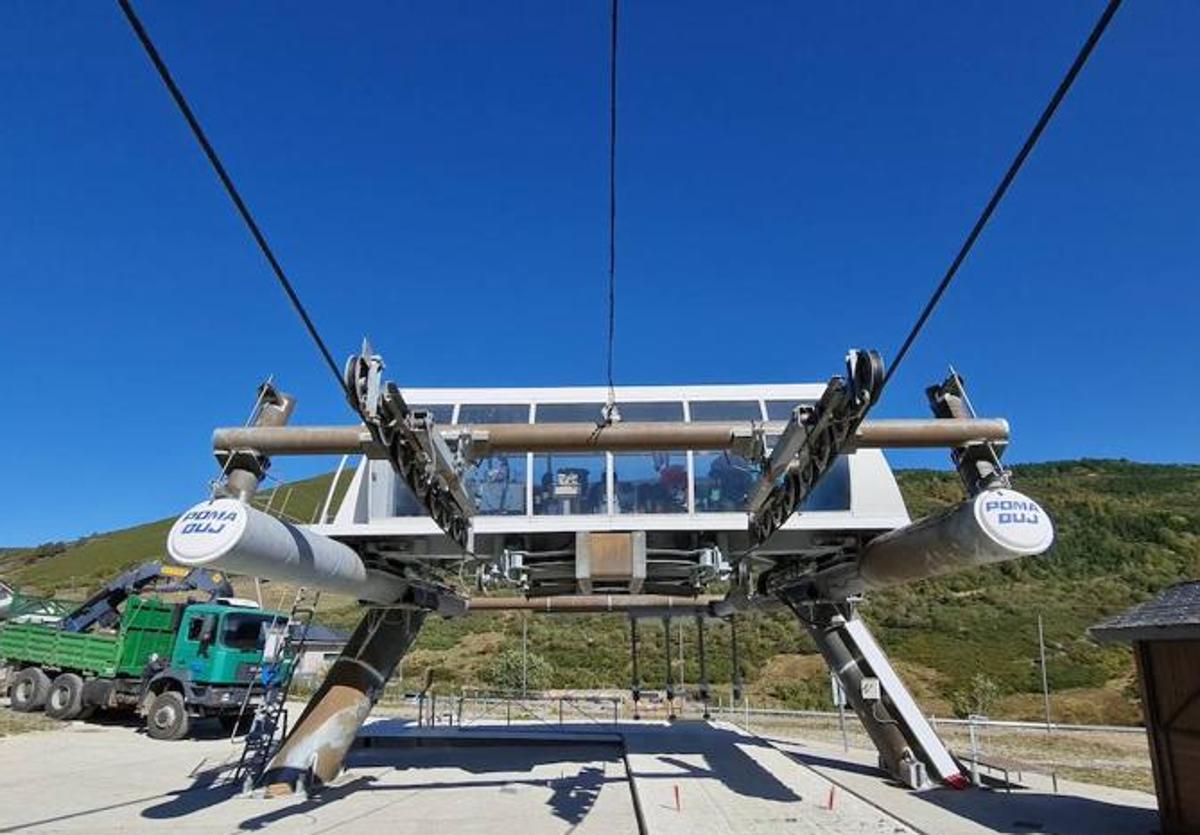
[{"xmin": 236, "ymin": 662, "xmax": 262, "ymax": 683}]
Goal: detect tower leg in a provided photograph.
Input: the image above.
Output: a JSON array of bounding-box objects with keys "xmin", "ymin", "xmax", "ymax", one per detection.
[
  {"xmin": 787, "ymin": 601, "xmax": 966, "ymax": 790},
  {"xmin": 261, "ymin": 606, "xmax": 426, "ymax": 794}
]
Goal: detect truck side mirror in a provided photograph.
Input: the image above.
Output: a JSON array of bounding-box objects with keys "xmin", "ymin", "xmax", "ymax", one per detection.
[{"xmin": 198, "ymin": 614, "xmax": 217, "ymax": 656}]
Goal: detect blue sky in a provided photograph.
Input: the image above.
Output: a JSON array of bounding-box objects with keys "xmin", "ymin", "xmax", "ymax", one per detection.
[{"xmin": 1, "ymin": 2, "xmax": 1196, "ymax": 545}]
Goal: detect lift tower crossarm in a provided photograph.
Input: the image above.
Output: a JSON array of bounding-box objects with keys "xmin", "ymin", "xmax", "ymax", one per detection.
[
  {"xmin": 747, "ymin": 350, "xmax": 884, "ymax": 546},
  {"xmin": 211, "ymin": 417, "xmax": 1010, "ymax": 458}
]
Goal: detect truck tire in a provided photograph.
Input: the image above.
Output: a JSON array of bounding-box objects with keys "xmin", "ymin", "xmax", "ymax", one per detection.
[
  {"xmin": 46, "ymin": 673, "xmax": 86, "ymax": 720},
  {"xmin": 146, "ymin": 691, "xmax": 190, "ymax": 741},
  {"xmin": 10, "ymin": 668, "xmax": 51, "ymax": 712}
]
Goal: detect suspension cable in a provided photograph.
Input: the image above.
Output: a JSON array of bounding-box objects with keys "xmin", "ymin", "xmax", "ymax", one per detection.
[
  {"xmin": 605, "ymin": 0, "xmax": 619, "ymax": 410},
  {"xmin": 116, "ymin": 0, "xmax": 351, "ymax": 399},
  {"xmin": 879, "ymin": 0, "xmax": 1123, "ymax": 394}
]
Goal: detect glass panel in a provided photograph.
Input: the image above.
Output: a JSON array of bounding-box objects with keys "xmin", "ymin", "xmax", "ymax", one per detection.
[
  {"xmin": 457, "ymin": 404, "xmax": 530, "ymax": 424},
  {"xmin": 466, "ymin": 454, "xmax": 528, "ymax": 515},
  {"xmin": 761, "ymin": 437, "xmax": 852, "ymax": 513},
  {"xmin": 802, "ymin": 455, "xmax": 851, "ymax": 511},
  {"xmin": 614, "ymin": 452, "xmax": 687, "ymax": 514},
  {"xmin": 688, "ymin": 400, "xmax": 763, "ymax": 422},
  {"xmin": 409, "ymin": 403, "xmax": 454, "ymax": 424},
  {"xmin": 615, "ymin": 401, "xmax": 684, "ymax": 422},
  {"xmin": 220, "ymin": 613, "xmax": 273, "ymax": 651},
  {"xmin": 764, "ymin": 399, "xmax": 815, "ymax": 422},
  {"xmin": 695, "ymin": 450, "xmax": 757, "ymax": 511},
  {"xmin": 534, "ymin": 403, "xmax": 606, "ymax": 423},
  {"xmin": 393, "ymin": 484, "xmax": 428, "ymax": 517},
  {"xmin": 533, "ymin": 453, "xmax": 607, "ymax": 515}
]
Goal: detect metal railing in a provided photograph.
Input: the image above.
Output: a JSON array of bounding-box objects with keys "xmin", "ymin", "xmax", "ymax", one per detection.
[{"xmin": 707, "ymin": 703, "xmax": 1145, "ymax": 735}]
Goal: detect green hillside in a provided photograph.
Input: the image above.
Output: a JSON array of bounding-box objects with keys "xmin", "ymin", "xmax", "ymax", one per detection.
[
  {"xmin": 0, "ymin": 472, "xmax": 347, "ymax": 592},
  {"xmin": 4, "ymin": 459, "xmax": 1198, "ymax": 724}
]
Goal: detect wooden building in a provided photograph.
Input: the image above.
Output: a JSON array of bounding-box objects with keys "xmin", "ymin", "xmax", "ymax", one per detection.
[{"xmin": 1090, "ymin": 581, "xmax": 1200, "ymax": 835}]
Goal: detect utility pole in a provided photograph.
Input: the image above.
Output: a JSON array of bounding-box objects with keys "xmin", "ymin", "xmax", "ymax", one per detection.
[
  {"xmin": 1038, "ymin": 613, "xmax": 1052, "ymax": 732},
  {"xmin": 678, "ymin": 618, "xmax": 685, "ymax": 685}
]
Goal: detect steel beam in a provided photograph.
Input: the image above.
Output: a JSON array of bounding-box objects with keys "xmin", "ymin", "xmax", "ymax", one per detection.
[
  {"xmin": 213, "ymin": 417, "xmax": 1009, "ymax": 458},
  {"xmin": 261, "ymin": 605, "xmax": 426, "ymax": 794},
  {"xmin": 787, "ymin": 601, "xmax": 966, "ymax": 789}
]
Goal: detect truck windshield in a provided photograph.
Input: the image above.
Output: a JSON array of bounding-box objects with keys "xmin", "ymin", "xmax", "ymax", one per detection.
[{"xmin": 220, "ymin": 613, "xmax": 276, "ymax": 652}]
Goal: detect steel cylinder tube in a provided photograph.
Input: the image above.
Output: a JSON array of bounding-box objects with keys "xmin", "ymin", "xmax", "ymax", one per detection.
[{"xmin": 167, "ymin": 498, "xmax": 407, "ymax": 603}]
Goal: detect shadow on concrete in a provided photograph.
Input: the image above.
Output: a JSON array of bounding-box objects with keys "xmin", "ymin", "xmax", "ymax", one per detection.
[
  {"xmin": 620, "ymin": 722, "xmax": 804, "ymax": 804},
  {"xmin": 914, "ymin": 789, "xmax": 1160, "ymax": 835},
  {"xmin": 362, "ymin": 719, "xmax": 806, "ymax": 804},
  {"xmin": 347, "ymin": 742, "xmax": 620, "ymax": 826},
  {"xmin": 139, "ymin": 737, "xmax": 624, "ymax": 828},
  {"xmin": 237, "ymin": 777, "xmax": 378, "ymax": 831},
  {"xmin": 136, "ymin": 720, "xmax": 893, "ymax": 828},
  {"xmin": 780, "ymin": 748, "xmax": 887, "ymax": 781},
  {"xmin": 141, "ymin": 759, "xmax": 242, "ymax": 820}
]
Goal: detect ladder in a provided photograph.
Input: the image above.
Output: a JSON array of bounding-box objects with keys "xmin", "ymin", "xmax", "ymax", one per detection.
[{"xmin": 234, "ymin": 587, "xmax": 321, "ymax": 792}]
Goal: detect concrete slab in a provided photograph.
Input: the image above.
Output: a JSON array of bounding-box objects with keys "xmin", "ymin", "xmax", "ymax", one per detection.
[
  {"xmin": 765, "ymin": 734, "xmax": 1159, "ymax": 835},
  {"xmin": 0, "ymin": 717, "xmax": 637, "ymax": 833},
  {"xmin": 0, "ymin": 710, "xmax": 1162, "ymax": 835},
  {"xmin": 620, "ymin": 720, "xmax": 913, "ymax": 834}
]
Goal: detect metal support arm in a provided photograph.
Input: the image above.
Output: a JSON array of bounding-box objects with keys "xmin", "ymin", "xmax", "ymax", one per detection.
[
  {"xmin": 747, "ymin": 350, "xmax": 884, "ymax": 546},
  {"xmin": 344, "ymin": 348, "xmax": 474, "ymax": 548}
]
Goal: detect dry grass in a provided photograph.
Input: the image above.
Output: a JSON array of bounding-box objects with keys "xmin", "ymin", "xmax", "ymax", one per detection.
[
  {"xmin": 735, "ymin": 712, "xmax": 1153, "ymax": 793},
  {"xmin": 0, "ymin": 710, "xmax": 57, "ymax": 738}
]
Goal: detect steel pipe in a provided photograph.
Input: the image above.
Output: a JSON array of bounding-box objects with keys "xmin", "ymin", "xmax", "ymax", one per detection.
[
  {"xmin": 212, "ymin": 417, "xmax": 1009, "ymax": 458},
  {"xmin": 167, "ymin": 498, "xmax": 408, "ymax": 603},
  {"xmin": 214, "ymin": 425, "xmax": 378, "ymax": 456},
  {"xmin": 463, "ymin": 594, "xmax": 722, "ymax": 615},
  {"xmin": 853, "ymin": 418, "xmax": 1009, "ymax": 448}
]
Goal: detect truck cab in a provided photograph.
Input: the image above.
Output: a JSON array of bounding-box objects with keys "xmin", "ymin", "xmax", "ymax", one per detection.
[
  {"xmin": 171, "ymin": 603, "xmax": 285, "ymax": 687},
  {"xmin": 137, "ymin": 602, "xmax": 290, "ymax": 739}
]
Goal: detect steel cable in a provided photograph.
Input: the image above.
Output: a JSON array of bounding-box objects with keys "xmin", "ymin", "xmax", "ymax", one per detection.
[{"xmin": 879, "ymin": 0, "xmax": 1123, "ymax": 395}]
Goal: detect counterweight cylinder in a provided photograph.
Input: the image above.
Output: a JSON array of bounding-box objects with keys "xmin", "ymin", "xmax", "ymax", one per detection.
[
  {"xmin": 167, "ymin": 498, "xmax": 406, "ymax": 603},
  {"xmin": 858, "ymin": 487, "xmax": 1053, "ymax": 589}
]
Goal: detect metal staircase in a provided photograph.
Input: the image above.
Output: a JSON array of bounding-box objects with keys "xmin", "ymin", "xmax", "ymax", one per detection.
[{"xmin": 234, "ymin": 587, "xmax": 321, "ymax": 793}]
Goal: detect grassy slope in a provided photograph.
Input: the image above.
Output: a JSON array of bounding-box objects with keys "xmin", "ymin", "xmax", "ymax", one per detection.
[
  {"xmin": 1, "ymin": 472, "xmax": 346, "ymax": 594},
  {"xmin": 4, "ymin": 459, "xmax": 1197, "ymax": 722}
]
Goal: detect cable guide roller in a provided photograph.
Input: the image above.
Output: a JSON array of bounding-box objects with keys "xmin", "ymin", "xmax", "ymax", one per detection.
[
  {"xmin": 748, "ymin": 349, "xmax": 883, "ymax": 545},
  {"xmin": 344, "ymin": 344, "xmax": 475, "ymax": 549}
]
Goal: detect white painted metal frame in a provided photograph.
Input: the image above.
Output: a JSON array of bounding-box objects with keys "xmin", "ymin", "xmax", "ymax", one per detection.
[{"xmin": 313, "ymin": 383, "xmax": 912, "ymax": 539}]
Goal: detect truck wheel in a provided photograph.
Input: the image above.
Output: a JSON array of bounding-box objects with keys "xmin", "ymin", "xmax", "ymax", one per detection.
[
  {"xmin": 146, "ymin": 691, "xmax": 190, "ymax": 740},
  {"xmin": 10, "ymin": 668, "xmax": 51, "ymax": 712},
  {"xmin": 46, "ymin": 673, "xmax": 85, "ymax": 720}
]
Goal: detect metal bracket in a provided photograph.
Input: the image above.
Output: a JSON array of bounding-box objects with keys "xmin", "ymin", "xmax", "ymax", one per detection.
[
  {"xmin": 747, "ymin": 349, "xmax": 883, "ymax": 545},
  {"xmin": 926, "ymin": 368, "xmax": 1010, "ymax": 496},
  {"xmin": 344, "ymin": 346, "xmax": 475, "ymax": 548}
]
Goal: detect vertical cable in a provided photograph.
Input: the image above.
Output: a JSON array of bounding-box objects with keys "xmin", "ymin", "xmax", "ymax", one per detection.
[{"xmin": 606, "ymin": 0, "xmax": 619, "ymax": 409}]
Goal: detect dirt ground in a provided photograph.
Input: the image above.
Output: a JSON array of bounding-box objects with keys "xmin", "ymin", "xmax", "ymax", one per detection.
[{"xmin": 0, "ymin": 708, "xmax": 57, "ymax": 737}]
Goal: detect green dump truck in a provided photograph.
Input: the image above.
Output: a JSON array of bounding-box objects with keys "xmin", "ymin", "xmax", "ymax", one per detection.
[{"xmin": 0, "ymin": 562, "xmax": 289, "ymax": 740}]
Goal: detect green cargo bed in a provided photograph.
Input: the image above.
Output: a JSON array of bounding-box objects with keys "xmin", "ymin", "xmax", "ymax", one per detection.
[
  {"xmin": 0, "ymin": 623, "xmax": 121, "ymax": 676},
  {"xmin": 0, "ymin": 598, "xmax": 179, "ymax": 678}
]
